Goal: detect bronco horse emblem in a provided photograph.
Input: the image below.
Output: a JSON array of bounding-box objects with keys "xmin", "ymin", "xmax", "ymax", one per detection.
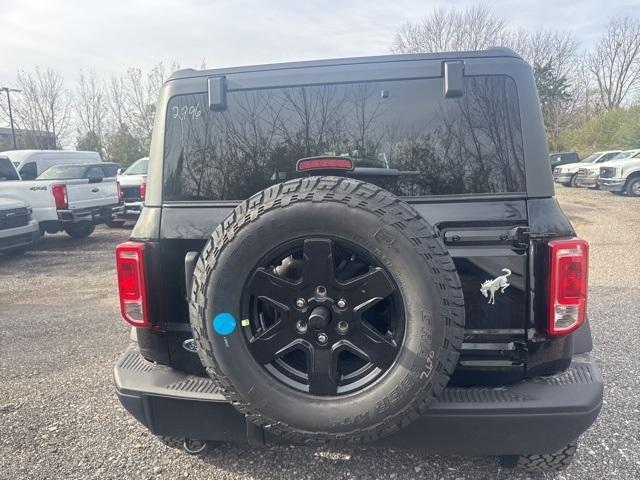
[{"xmin": 480, "ymin": 268, "xmax": 512, "ymax": 304}]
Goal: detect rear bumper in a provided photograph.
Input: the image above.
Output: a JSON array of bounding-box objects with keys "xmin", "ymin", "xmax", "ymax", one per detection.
[
  {"xmin": 114, "ymin": 345, "xmax": 603, "ymax": 455},
  {"xmin": 57, "ymin": 204, "xmax": 124, "ymax": 223},
  {"xmin": 599, "ymin": 178, "xmax": 625, "ymax": 192},
  {"xmin": 117, "ymin": 201, "xmax": 143, "ymax": 218}
]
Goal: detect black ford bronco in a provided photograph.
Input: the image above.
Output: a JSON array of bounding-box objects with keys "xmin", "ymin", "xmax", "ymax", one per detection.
[{"xmin": 114, "ymin": 48, "xmax": 602, "ymax": 472}]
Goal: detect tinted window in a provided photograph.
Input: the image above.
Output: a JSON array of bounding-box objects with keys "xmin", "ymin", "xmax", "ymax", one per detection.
[
  {"xmin": 37, "ymin": 165, "xmax": 88, "ymax": 180},
  {"xmin": 86, "ymin": 166, "xmax": 104, "ymax": 179},
  {"xmin": 0, "ymin": 158, "xmax": 20, "ymax": 181},
  {"xmin": 163, "ymin": 76, "xmax": 525, "ymax": 201},
  {"xmin": 101, "ymin": 164, "xmax": 119, "ymax": 177},
  {"xmin": 19, "ymin": 162, "xmax": 38, "ymax": 180}
]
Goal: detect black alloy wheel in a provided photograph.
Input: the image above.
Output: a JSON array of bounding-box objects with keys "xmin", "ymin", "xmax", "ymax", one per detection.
[{"xmin": 241, "ymin": 237, "xmax": 404, "ymax": 396}]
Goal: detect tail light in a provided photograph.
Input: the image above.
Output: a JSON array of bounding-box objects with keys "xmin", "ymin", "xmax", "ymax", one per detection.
[
  {"xmin": 548, "ymin": 238, "xmax": 589, "ymax": 335},
  {"xmin": 140, "ymin": 182, "xmax": 146, "ymax": 201},
  {"xmin": 296, "ymin": 156, "xmax": 354, "ymax": 172},
  {"xmin": 116, "ymin": 181, "xmax": 123, "ymax": 203},
  {"xmin": 51, "ymin": 184, "xmax": 68, "ymax": 209},
  {"xmin": 116, "ymin": 242, "xmax": 151, "ymax": 327}
]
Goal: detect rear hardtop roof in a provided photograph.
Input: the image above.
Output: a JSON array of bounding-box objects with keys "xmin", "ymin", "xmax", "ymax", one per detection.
[{"xmin": 168, "ymin": 48, "xmax": 522, "ymax": 82}]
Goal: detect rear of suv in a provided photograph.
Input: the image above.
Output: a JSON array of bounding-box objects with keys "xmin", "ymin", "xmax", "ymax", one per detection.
[{"xmin": 113, "ymin": 49, "xmax": 602, "ymax": 472}]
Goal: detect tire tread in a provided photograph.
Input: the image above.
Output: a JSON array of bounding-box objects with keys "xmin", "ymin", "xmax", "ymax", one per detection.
[{"xmin": 189, "ymin": 176, "xmax": 465, "ymax": 444}]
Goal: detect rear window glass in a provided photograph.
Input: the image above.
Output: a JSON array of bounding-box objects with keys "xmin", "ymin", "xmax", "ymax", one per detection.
[
  {"xmin": 37, "ymin": 165, "xmax": 87, "ymax": 180},
  {"xmin": 163, "ymin": 76, "xmax": 525, "ymax": 201},
  {"xmin": 101, "ymin": 164, "xmax": 119, "ymax": 177}
]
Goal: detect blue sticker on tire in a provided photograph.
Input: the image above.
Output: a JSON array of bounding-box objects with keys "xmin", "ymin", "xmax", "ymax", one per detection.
[{"xmin": 213, "ymin": 312, "xmax": 237, "ymax": 336}]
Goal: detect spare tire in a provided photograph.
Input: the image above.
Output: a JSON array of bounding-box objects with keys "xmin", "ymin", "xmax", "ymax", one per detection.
[{"xmin": 190, "ymin": 176, "xmax": 464, "ymax": 444}]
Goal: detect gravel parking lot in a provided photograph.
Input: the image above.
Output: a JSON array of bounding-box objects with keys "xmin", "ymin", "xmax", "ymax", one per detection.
[{"xmin": 1, "ymin": 187, "xmax": 638, "ymax": 480}]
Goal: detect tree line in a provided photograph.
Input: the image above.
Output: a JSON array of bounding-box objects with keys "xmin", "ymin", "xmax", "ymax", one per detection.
[
  {"xmin": 1, "ymin": 7, "xmax": 639, "ymax": 164},
  {"xmin": 392, "ymin": 6, "xmax": 640, "ymax": 154},
  {"xmin": 0, "ymin": 61, "xmax": 195, "ymax": 167}
]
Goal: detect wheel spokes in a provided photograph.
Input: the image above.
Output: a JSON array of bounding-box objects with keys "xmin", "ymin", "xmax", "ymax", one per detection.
[
  {"xmin": 249, "ymin": 321, "xmax": 300, "ymax": 364},
  {"xmin": 307, "ymin": 345, "xmax": 339, "ymax": 395},
  {"xmin": 247, "ymin": 268, "xmax": 298, "ymax": 309},
  {"xmin": 244, "ymin": 237, "xmax": 404, "ymax": 395},
  {"xmin": 302, "ymin": 239, "xmax": 336, "ymax": 287},
  {"xmin": 346, "ymin": 325, "xmax": 398, "ymax": 370},
  {"xmin": 342, "ymin": 268, "xmax": 396, "ymax": 312}
]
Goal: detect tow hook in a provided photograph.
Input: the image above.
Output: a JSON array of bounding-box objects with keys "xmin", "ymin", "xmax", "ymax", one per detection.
[{"xmin": 182, "ymin": 438, "xmax": 208, "ymax": 454}]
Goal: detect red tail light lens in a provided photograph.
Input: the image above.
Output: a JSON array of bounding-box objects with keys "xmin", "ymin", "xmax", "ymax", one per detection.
[
  {"xmin": 51, "ymin": 184, "xmax": 68, "ymax": 209},
  {"xmin": 117, "ymin": 181, "xmax": 123, "ymax": 203},
  {"xmin": 116, "ymin": 242, "xmax": 150, "ymax": 327},
  {"xmin": 140, "ymin": 182, "xmax": 146, "ymax": 201},
  {"xmin": 548, "ymin": 238, "xmax": 589, "ymax": 335},
  {"xmin": 296, "ymin": 156, "xmax": 354, "ymax": 172}
]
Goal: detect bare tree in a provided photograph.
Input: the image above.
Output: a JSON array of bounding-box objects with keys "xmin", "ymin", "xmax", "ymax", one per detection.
[
  {"xmin": 391, "ymin": 5, "xmax": 507, "ymax": 54},
  {"xmin": 508, "ymin": 28, "xmax": 579, "ymax": 80},
  {"xmin": 114, "ymin": 62, "xmax": 181, "ymax": 151},
  {"xmin": 106, "ymin": 75, "xmax": 129, "ymax": 129},
  {"xmin": 0, "ymin": 68, "xmax": 71, "ymax": 148},
  {"xmin": 586, "ymin": 16, "xmax": 640, "ymax": 109},
  {"xmin": 75, "ymin": 70, "xmax": 107, "ymax": 151},
  {"xmin": 506, "ymin": 28, "xmax": 581, "ymax": 150}
]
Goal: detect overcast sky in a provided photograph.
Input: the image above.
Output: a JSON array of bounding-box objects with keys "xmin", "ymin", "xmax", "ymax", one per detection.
[{"xmin": 1, "ymin": 0, "xmax": 639, "ymax": 86}]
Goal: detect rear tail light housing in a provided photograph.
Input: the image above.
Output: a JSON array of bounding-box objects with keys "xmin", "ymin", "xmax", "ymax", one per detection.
[
  {"xmin": 116, "ymin": 242, "xmax": 151, "ymax": 328},
  {"xmin": 140, "ymin": 182, "xmax": 146, "ymax": 201},
  {"xmin": 296, "ymin": 156, "xmax": 354, "ymax": 172},
  {"xmin": 51, "ymin": 184, "xmax": 68, "ymax": 209},
  {"xmin": 116, "ymin": 181, "xmax": 123, "ymax": 203},
  {"xmin": 548, "ymin": 237, "xmax": 589, "ymax": 335}
]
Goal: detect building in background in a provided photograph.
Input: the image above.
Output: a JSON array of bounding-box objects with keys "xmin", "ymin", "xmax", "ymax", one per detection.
[{"xmin": 0, "ymin": 127, "xmax": 56, "ymax": 151}]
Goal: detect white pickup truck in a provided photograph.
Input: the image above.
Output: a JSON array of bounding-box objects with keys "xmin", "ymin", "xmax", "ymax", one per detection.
[
  {"xmin": 599, "ymin": 156, "xmax": 640, "ymax": 196},
  {"xmin": 0, "ymin": 156, "xmax": 124, "ymax": 238},
  {"xmin": 575, "ymin": 149, "xmax": 640, "ymax": 189}
]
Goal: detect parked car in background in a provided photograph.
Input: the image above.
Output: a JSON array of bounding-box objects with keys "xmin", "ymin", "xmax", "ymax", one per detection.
[
  {"xmin": 553, "ymin": 150, "xmax": 622, "ymax": 187},
  {"xmin": 549, "ymin": 151, "xmax": 579, "ymax": 170},
  {"xmin": 0, "ymin": 159, "xmax": 39, "ymax": 255},
  {"xmin": 0, "ymin": 157, "xmax": 123, "ymax": 238},
  {"xmin": 0, "ymin": 150, "xmax": 102, "ymax": 180},
  {"xmin": 599, "ymin": 154, "xmax": 640, "ymax": 196},
  {"xmin": 115, "ymin": 157, "xmax": 148, "ymax": 224},
  {"xmin": 576, "ymin": 149, "xmax": 640, "ymax": 188}
]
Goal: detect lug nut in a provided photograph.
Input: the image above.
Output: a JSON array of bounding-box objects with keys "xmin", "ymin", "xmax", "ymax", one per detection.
[
  {"xmin": 296, "ymin": 298, "xmax": 306, "ymax": 309},
  {"xmin": 317, "ymin": 332, "xmax": 328, "ymax": 344},
  {"xmin": 295, "ymin": 320, "xmax": 308, "ymax": 334},
  {"xmin": 315, "ymin": 285, "xmax": 327, "ymax": 297},
  {"xmin": 336, "ymin": 320, "xmax": 349, "ymax": 334},
  {"xmin": 337, "ymin": 298, "xmax": 347, "ymax": 309}
]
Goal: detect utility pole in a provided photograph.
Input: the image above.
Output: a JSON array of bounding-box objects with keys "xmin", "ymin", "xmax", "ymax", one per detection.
[{"xmin": 1, "ymin": 87, "xmax": 21, "ymax": 149}]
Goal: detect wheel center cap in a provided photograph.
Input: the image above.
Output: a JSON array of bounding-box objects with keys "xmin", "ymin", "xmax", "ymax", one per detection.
[{"xmin": 308, "ymin": 305, "xmax": 331, "ymax": 330}]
